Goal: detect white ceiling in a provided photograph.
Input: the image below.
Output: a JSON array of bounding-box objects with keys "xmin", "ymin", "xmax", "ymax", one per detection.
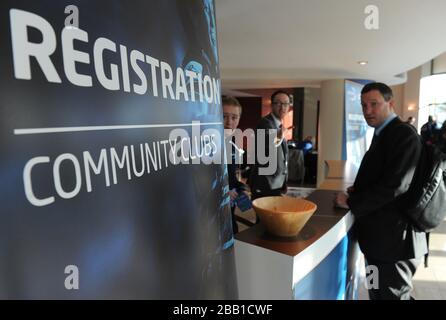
[{"xmin": 215, "ymin": 0, "xmax": 446, "ymax": 90}]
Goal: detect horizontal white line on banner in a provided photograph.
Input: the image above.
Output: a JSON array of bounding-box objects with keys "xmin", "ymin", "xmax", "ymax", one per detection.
[{"xmin": 14, "ymin": 122, "xmax": 223, "ymax": 135}]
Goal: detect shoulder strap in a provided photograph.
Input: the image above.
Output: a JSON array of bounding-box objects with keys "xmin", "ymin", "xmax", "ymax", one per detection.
[{"xmin": 424, "ymin": 232, "xmax": 430, "ymax": 268}]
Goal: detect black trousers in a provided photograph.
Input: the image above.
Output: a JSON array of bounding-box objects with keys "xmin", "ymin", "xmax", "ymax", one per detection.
[{"xmin": 365, "ymin": 257, "xmax": 421, "ymax": 300}]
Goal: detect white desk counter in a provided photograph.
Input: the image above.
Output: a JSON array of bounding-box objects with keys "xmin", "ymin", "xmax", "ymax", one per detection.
[{"xmin": 234, "ymin": 190, "xmax": 363, "ymax": 300}]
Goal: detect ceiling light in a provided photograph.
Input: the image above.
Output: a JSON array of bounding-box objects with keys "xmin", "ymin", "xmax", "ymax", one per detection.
[{"xmin": 358, "ymin": 61, "xmax": 368, "ymax": 66}]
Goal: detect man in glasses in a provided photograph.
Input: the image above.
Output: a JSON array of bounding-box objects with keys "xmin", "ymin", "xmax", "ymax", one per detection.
[{"xmin": 249, "ymin": 90, "xmax": 292, "ymax": 203}]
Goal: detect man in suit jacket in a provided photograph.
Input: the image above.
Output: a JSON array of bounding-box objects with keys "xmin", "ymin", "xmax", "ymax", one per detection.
[
  {"xmin": 249, "ymin": 90, "xmax": 291, "ymax": 201},
  {"xmin": 335, "ymin": 82, "xmax": 427, "ymax": 300}
]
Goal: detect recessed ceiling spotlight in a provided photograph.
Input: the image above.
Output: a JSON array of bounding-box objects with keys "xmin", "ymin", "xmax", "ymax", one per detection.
[{"xmin": 358, "ymin": 61, "xmax": 368, "ymax": 65}]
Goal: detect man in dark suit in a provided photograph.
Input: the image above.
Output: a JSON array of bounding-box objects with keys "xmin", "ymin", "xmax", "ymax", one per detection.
[
  {"xmin": 249, "ymin": 90, "xmax": 291, "ymax": 201},
  {"xmin": 335, "ymin": 82, "xmax": 427, "ymax": 300}
]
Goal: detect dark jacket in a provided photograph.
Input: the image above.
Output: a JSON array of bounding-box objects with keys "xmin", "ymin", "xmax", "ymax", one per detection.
[
  {"xmin": 249, "ymin": 114, "xmax": 289, "ymax": 195},
  {"xmin": 347, "ymin": 117, "xmax": 428, "ymax": 262},
  {"xmin": 227, "ymin": 139, "xmax": 247, "ymax": 193}
]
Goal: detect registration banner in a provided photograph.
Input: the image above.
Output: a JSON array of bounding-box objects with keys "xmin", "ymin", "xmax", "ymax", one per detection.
[{"xmin": 0, "ymin": 0, "xmax": 237, "ymax": 299}]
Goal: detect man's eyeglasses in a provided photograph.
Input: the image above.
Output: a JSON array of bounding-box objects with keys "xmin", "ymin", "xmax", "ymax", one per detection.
[{"xmin": 272, "ymin": 101, "xmax": 291, "ymax": 108}]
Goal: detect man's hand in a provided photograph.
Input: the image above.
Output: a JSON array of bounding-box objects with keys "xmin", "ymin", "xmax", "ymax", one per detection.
[
  {"xmin": 275, "ymin": 126, "xmax": 295, "ymax": 146},
  {"xmin": 229, "ymin": 189, "xmax": 238, "ymax": 201},
  {"xmin": 281, "ymin": 185, "xmax": 288, "ymax": 195},
  {"xmin": 277, "ymin": 126, "xmax": 294, "ymax": 140},
  {"xmin": 334, "ymin": 192, "xmax": 350, "ymax": 209}
]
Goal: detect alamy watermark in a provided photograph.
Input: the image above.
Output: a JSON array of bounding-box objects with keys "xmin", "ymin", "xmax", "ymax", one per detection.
[
  {"xmin": 365, "ymin": 264, "xmax": 379, "ymax": 290},
  {"xmin": 64, "ymin": 5, "xmax": 79, "ymax": 28},
  {"xmin": 364, "ymin": 5, "xmax": 379, "ymax": 30},
  {"xmin": 166, "ymin": 121, "xmax": 279, "ymax": 176},
  {"xmin": 64, "ymin": 265, "xmax": 79, "ymax": 290}
]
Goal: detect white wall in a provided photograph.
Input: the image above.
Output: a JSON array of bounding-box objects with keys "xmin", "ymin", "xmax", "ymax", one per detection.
[
  {"xmin": 433, "ymin": 52, "xmax": 446, "ymax": 74},
  {"xmin": 403, "ymin": 67, "xmax": 422, "ymax": 129},
  {"xmin": 303, "ymin": 88, "xmax": 320, "ymax": 141},
  {"xmin": 317, "ymin": 80, "xmax": 344, "ymax": 186},
  {"xmin": 390, "ymin": 84, "xmax": 404, "ymax": 118}
]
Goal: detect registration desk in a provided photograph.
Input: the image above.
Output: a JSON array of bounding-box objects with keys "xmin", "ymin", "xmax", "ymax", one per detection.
[{"xmin": 234, "ymin": 161, "xmax": 362, "ymax": 300}]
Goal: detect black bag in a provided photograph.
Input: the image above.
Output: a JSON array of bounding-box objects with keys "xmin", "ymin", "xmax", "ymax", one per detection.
[{"xmin": 401, "ymin": 133, "xmax": 446, "ymax": 233}]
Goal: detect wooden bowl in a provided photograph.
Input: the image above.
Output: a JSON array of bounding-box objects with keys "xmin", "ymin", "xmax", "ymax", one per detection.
[{"xmin": 252, "ymin": 196, "xmax": 317, "ymax": 237}]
